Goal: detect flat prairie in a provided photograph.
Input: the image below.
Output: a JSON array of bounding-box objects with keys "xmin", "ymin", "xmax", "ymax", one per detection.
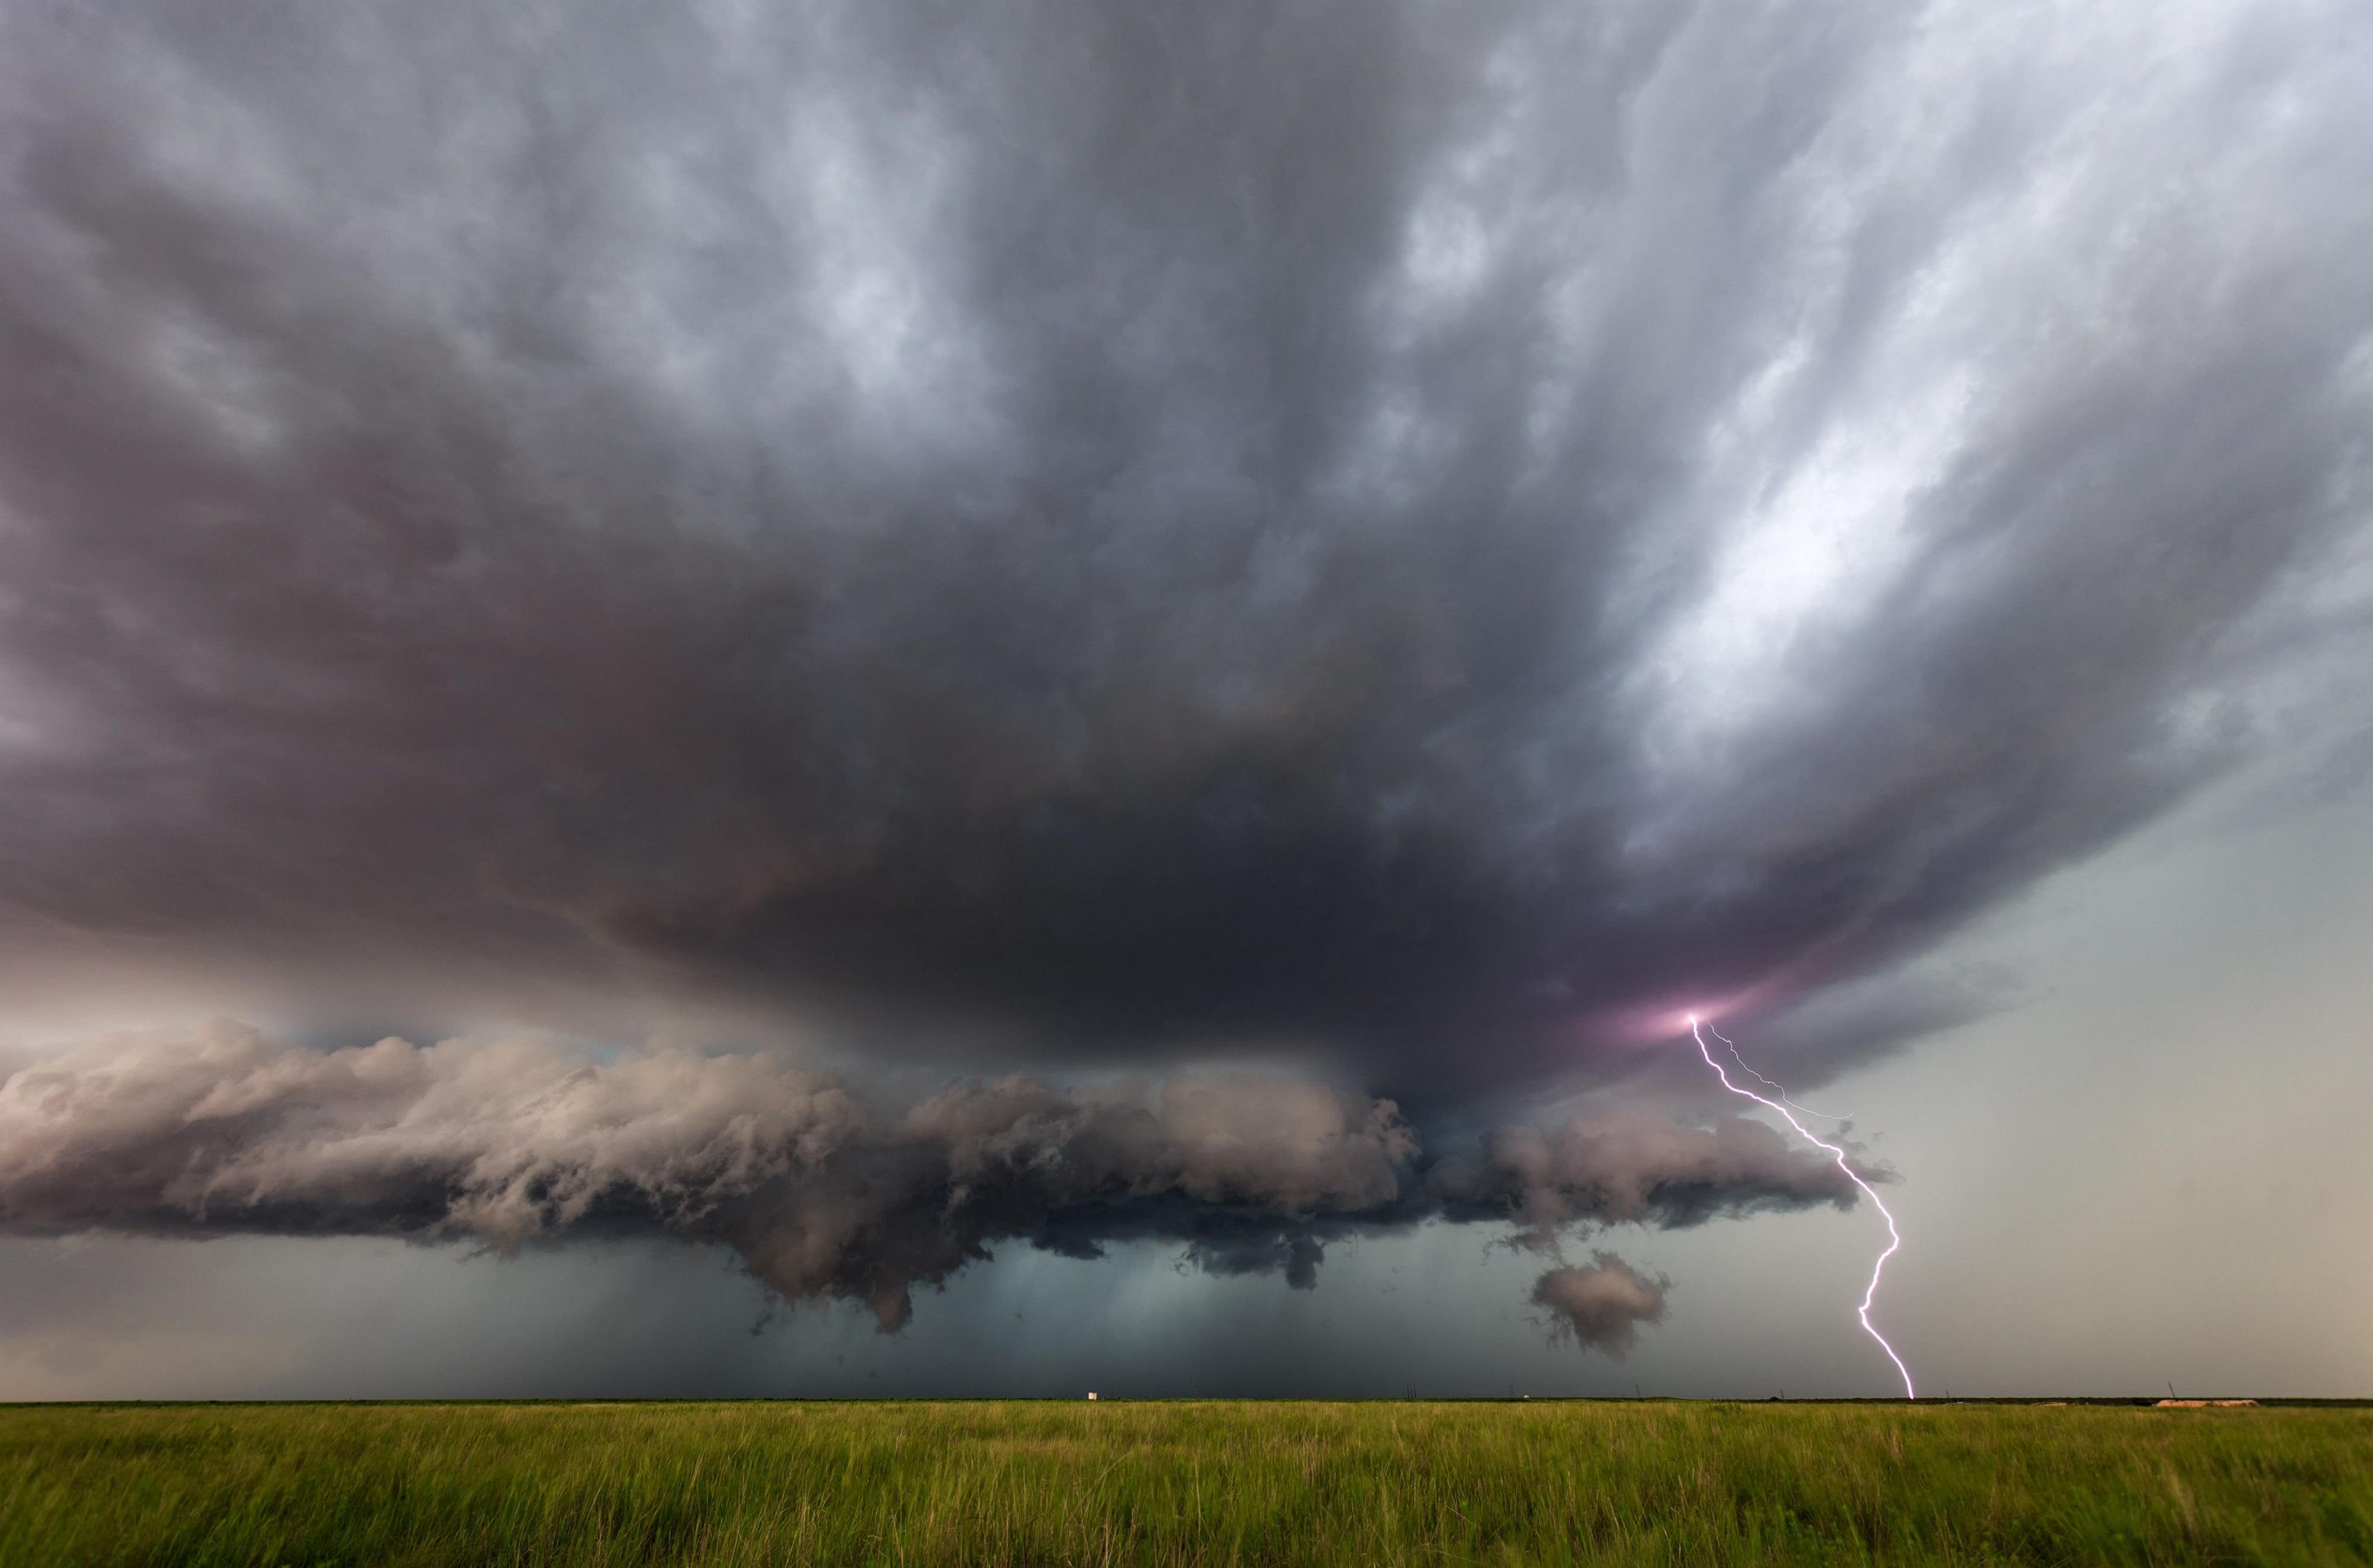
[{"xmin": 3, "ymin": 1399, "xmax": 2367, "ymax": 1566}]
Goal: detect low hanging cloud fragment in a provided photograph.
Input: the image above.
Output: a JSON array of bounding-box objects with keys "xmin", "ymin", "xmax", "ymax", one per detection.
[
  {"xmin": 0, "ymin": 1024, "xmax": 1848, "ymax": 1338},
  {"xmin": 1530, "ymin": 1254, "xmax": 1670, "ymax": 1358}
]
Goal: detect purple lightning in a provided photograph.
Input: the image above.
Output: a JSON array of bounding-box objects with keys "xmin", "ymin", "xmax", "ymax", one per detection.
[{"xmin": 1688, "ymin": 1014, "xmax": 1916, "ymax": 1399}]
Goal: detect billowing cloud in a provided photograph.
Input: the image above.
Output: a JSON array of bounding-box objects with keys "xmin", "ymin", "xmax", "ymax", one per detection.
[
  {"xmin": 1530, "ymin": 1254, "xmax": 1670, "ymax": 1357},
  {"xmin": 1430, "ymin": 1111, "xmax": 1858, "ymax": 1249},
  {"xmin": 0, "ymin": 1022, "xmax": 1848, "ymax": 1336}
]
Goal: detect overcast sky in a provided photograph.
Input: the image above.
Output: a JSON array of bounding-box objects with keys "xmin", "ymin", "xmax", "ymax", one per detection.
[{"xmin": 2, "ymin": 0, "xmax": 2369, "ymax": 1398}]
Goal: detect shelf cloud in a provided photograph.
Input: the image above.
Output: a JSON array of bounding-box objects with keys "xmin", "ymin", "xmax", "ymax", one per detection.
[{"xmin": 0, "ymin": 1023, "xmax": 1852, "ymax": 1333}]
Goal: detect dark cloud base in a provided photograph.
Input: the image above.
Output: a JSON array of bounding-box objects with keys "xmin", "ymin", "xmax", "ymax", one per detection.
[{"xmin": 0, "ymin": 1022, "xmax": 1852, "ymax": 1339}]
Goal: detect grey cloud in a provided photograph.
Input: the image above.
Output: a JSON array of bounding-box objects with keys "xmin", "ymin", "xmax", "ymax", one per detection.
[
  {"xmin": 0, "ymin": 1024, "xmax": 1841, "ymax": 1335},
  {"xmin": 1429, "ymin": 1110, "xmax": 1862, "ymax": 1249},
  {"xmin": 1530, "ymin": 1254, "xmax": 1669, "ymax": 1357},
  {"xmin": 0, "ymin": 0, "xmax": 2369, "ymax": 1101}
]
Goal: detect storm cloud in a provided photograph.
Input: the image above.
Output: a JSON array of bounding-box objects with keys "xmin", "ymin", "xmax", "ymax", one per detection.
[
  {"xmin": 0, "ymin": 0, "xmax": 2369, "ymax": 1359},
  {"xmin": 2, "ymin": 0, "xmax": 2369, "ymax": 1095}
]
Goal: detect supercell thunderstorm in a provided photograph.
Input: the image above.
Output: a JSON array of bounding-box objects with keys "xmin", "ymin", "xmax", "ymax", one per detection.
[{"xmin": 0, "ymin": 0, "xmax": 2367, "ymax": 1380}]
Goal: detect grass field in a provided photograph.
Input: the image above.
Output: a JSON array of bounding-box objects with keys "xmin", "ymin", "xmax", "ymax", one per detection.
[{"xmin": 3, "ymin": 1399, "xmax": 2368, "ymax": 1567}]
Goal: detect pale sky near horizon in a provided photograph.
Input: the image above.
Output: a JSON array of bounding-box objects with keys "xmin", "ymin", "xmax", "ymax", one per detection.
[{"xmin": 2, "ymin": 0, "xmax": 2370, "ymax": 1398}]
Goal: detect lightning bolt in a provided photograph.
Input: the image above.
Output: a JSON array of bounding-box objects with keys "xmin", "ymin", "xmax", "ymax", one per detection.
[{"xmin": 1689, "ymin": 1014, "xmax": 1915, "ymax": 1399}]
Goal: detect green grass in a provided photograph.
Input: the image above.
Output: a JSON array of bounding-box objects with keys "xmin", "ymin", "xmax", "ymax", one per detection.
[{"xmin": 2, "ymin": 1400, "xmax": 2367, "ymax": 1567}]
